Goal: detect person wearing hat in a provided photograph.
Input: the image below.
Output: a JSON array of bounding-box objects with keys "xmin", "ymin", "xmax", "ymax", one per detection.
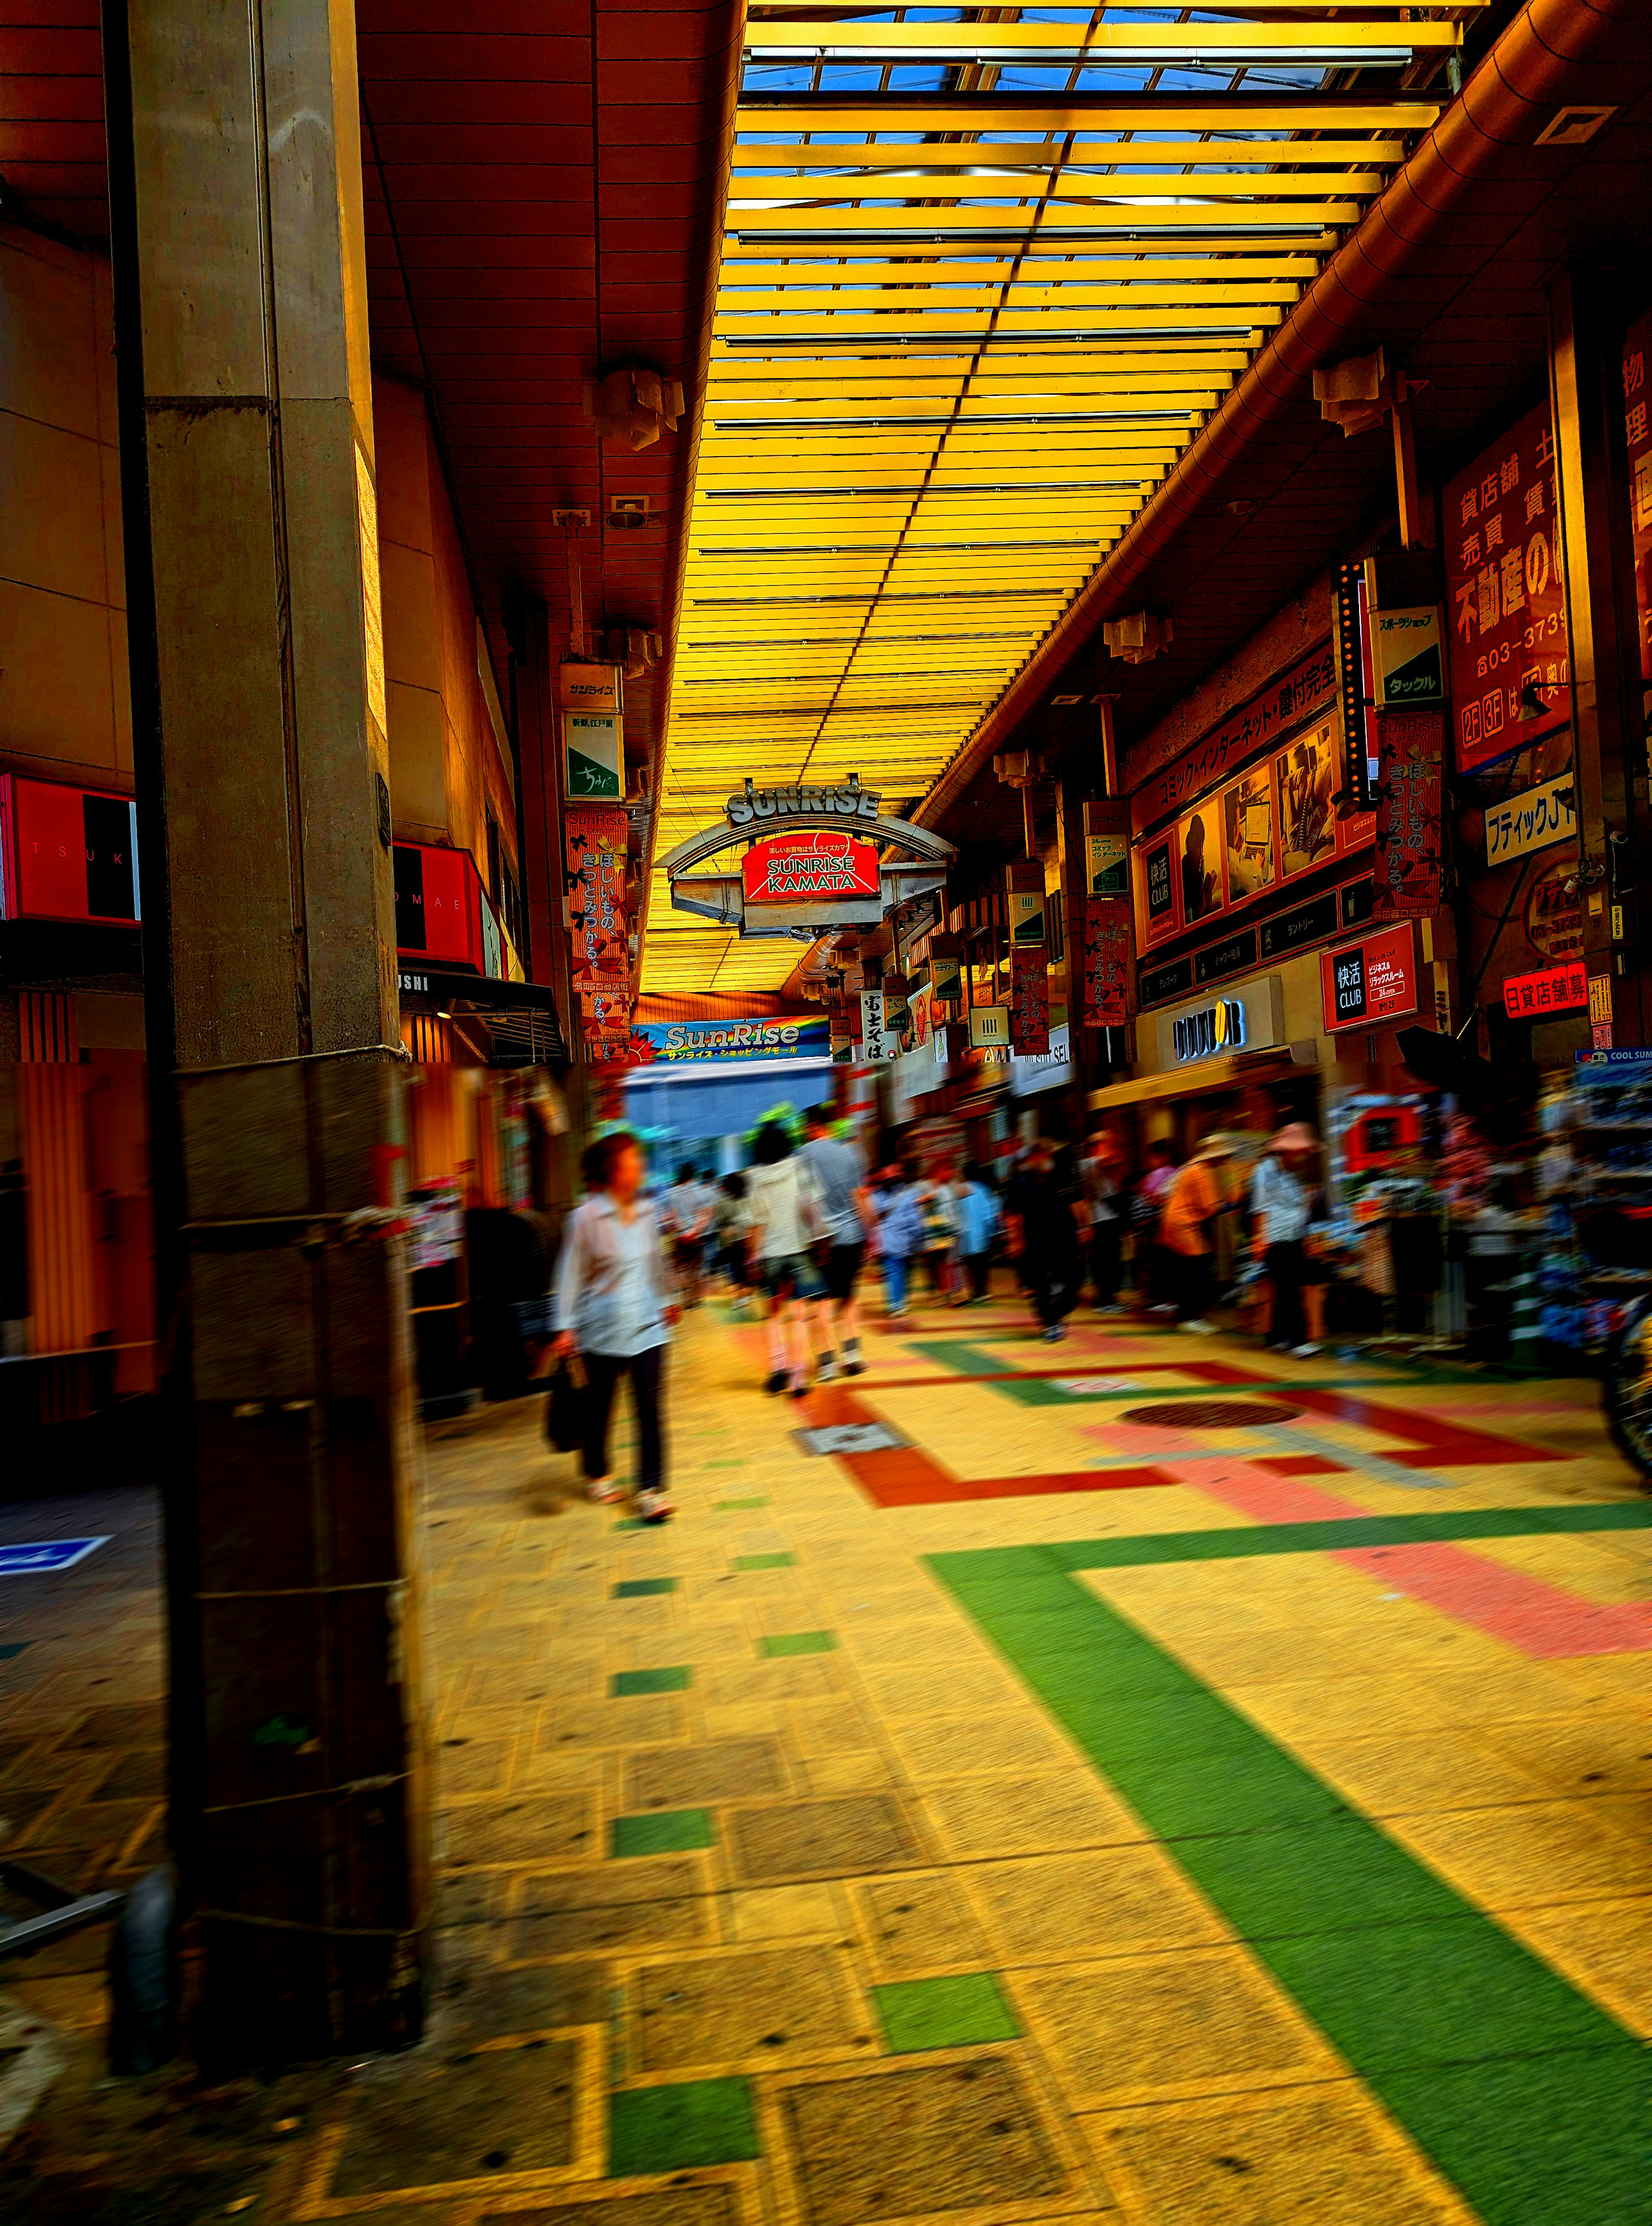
[
  {"xmin": 1251, "ymin": 1121, "xmax": 1323, "ymax": 1357},
  {"xmin": 1159, "ymin": 1131, "xmax": 1238, "ymax": 1334}
]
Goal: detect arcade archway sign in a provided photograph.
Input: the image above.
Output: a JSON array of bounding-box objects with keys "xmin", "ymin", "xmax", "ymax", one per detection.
[{"xmin": 661, "ymin": 776, "xmax": 954, "ymax": 936}]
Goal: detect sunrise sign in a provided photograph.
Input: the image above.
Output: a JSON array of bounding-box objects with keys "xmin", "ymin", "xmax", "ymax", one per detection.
[{"xmin": 742, "ymin": 829, "xmax": 881, "ymax": 906}]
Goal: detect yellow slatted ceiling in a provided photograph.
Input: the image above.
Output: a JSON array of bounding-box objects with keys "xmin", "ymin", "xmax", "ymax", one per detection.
[{"xmin": 641, "ymin": 3, "xmax": 1473, "ymax": 995}]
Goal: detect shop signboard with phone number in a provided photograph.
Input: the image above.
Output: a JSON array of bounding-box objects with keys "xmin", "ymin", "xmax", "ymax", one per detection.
[
  {"xmin": 1444, "ymin": 401, "xmax": 1570, "ymax": 774},
  {"xmin": 1319, "ymin": 923, "xmax": 1420, "ymax": 1032}
]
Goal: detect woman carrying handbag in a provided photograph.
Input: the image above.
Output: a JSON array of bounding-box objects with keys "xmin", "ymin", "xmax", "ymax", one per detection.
[{"xmin": 551, "ymin": 1130, "xmax": 678, "ymax": 1523}]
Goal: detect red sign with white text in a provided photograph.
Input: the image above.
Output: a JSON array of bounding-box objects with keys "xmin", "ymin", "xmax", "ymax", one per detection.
[
  {"xmin": 1503, "ymin": 962, "xmax": 1587, "ymax": 1021},
  {"xmin": 1320, "ymin": 923, "xmax": 1420, "ymax": 1032},
  {"xmin": 742, "ymin": 829, "xmax": 880, "ymax": 905}
]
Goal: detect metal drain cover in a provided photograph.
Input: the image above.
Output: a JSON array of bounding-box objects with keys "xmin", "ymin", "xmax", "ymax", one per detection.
[{"xmin": 1122, "ymin": 1400, "xmax": 1303, "ymax": 1429}]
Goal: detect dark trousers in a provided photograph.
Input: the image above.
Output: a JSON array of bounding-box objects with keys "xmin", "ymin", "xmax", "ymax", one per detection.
[
  {"xmin": 964, "ymin": 1251, "xmax": 990, "ymax": 1300},
  {"xmin": 1174, "ymin": 1251, "xmax": 1213, "ymax": 1323},
  {"xmin": 583, "ymin": 1345, "xmax": 665, "ymax": 1492},
  {"xmin": 1089, "ymin": 1222, "xmax": 1122, "ymax": 1306},
  {"xmin": 1032, "ymin": 1252, "xmax": 1081, "ymax": 1328},
  {"xmin": 1266, "ymin": 1240, "xmax": 1306, "ymax": 1350}
]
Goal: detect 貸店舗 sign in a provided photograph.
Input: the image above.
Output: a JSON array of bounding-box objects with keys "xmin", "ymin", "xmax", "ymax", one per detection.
[
  {"xmin": 1445, "ymin": 402, "xmax": 1569, "ymax": 775},
  {"xmin": 1320, "ymin": 924, "xmax": 1420, "ymax": 1032}
]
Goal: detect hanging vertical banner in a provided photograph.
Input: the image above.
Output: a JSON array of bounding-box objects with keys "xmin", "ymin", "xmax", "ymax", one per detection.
[
  {"xmin": 559, "ymin": 663, "xmax": 624, "ymax": 801},
  {"xmin": 1083, "ymin": 800, "xmax": 1130, "ymax": 897},
  {"xmin": 883, "ymin": 974, "xmax": 915, "ymax": 1054},
  {"xmin": 566, "ymin": 806, "xmax": 629, "ymax": 1048},
  {"xmin": 826, "ymin": 993, "xmax": 855, "ymax": 1063},
  {"xmin": 1373, "ymin": 709, "xmax": 1444, "ymax": 918},
  {"xmin": 860, "ymin": 990, "xmax": 894, "ymax": 1062},
  {"xmin": 564, "ymin": 713, "xmax": 622, "ymax": 801},
  {"xmin": 1082, "ymin": 799, "xmax": 1134, "ymax": 1027},
  {"xmin": 1005, "ymin": 860, "xmax": 1047, "ymax": 948},
  {"xmin": 1081, "ymin": 901, "xmax": 1132, "ymax": 1027},
  {"xmin": 1331, "ymin": 562, "xmax": 1374, "ymax": 813},
  {"xmin": 928, "ymin": 932, "xmax": 964, "ymax": 1005},
  {"xmin": 1010, "ymin": 948, "xmax": 1050, "ymax": 1055}
]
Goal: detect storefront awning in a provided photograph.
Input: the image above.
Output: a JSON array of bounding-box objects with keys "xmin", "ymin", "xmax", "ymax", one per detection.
[
  {"xmin": 398, "ymin": 966, "xmax": 566, "ymax": 1067},
  {"xmin": 1087, "ymin": 1051, "xmax": 1305, "ymax": 1112}
]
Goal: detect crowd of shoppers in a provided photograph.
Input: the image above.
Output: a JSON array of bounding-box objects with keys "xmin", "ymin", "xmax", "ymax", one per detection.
[{"xmin": 546, "ymin": 1100, "xmax": 1333, "ymax": 1522}]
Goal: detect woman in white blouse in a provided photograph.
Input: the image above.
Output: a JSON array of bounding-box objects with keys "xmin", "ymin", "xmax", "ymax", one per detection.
[{"xmin": 553, "ymin": 1130, "xmax": 678, "ymax": 1522}]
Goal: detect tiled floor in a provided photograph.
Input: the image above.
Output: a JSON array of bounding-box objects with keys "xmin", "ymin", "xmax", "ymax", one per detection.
[{"xmin": 3, "ymin": 1286, "xmax": 1651, "ymax": 2223}]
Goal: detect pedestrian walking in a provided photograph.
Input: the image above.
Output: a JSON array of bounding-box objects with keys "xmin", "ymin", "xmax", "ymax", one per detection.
[
  {"xmin": 663, "ymin": 1163, "xmax": 715, "ymax": 1308},
  {"xmin": 800, "ymin": 1102, "xmax": 869, "ymax": 1377},
  {"xmin": 743, "ymin": 1121, "xmax": 828, "ymax": 1398},
  {"xmin": 954, "ymin": 1161, "xmax": 1002, "ymax": 1301},
  {"xmin": 1250, "ymin": 1121, "xmax": 1325, "ymax": 1357},
  {"xmin": 552, "ymin": 1130, "xmax": 677, "ymax": 1522},
  {"xmin": 874, "ymin": 1163, "xmax": 925, "ymax": 1320},
  {"xmin": 711, "ymin": 1172, "xmax": 752, "ymax": 1313},
  {"xmin": 1079, "ymin": 1130, "xmax": 1127, "ymax": 1313},
  {"xmin": 915, "ymin": 1166, "xmax": 959, "ymax": 1301},
  {"xmin": 1160, "ymin": 1131, "xmax": 1238, "ymax": 1335},
  {"xmin": 1004, "ymin": 1137, "xmax": 1084, "ymax": 1342},
  {"xmin": 1134, "ymin": 1138, "xmax": 1180, "ymax": 1312}
]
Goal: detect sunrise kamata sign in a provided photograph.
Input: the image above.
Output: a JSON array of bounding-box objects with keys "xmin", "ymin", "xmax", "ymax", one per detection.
[{"xmin": 742, "ymin": 830, "xmax": 880, "ymax": 905}]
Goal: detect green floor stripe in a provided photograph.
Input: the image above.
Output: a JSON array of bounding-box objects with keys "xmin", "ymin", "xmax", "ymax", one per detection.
[
  {"xmin": 928, "ymin": 1543, "xmax": 1648, "ymax": 2226},
  {"xmin": 1047, "ymin": 1502, "xmax": 1652, "ymax": 1569},
  {"xmin": 901, "ymin": 1340, "xmax": 1470, "ymax": 1405}
]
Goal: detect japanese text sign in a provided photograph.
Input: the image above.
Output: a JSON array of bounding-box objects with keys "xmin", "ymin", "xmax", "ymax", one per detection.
[
  {"xmin": 1320, "ymin": 923, "xmax": 1420, "ymax": 1032},
  {"xmin": 1502, "ymin": 961, "xmax": 1587, "ymax": 1021},
  {"xmin": 1009, "ymin": 948, "xmax": 1050, "ymax": 1056},
  {"xmin": 1445, "ymin": 401, "xmax": 1569, "ymax": 773},
  {"xmin": 860, "ymin": 990, "xmax": 894, "ymax": 1062},
  {"xmin": 1373, "ymin": 710, "xmax": 1443, "ymax": 919},
  {"xmin": 1125, "ymin": 640, "xmax": 1338, "ymax": 840},
  {"xmin": 1485, "ymin": 775, "xmax": 1577, "ymax": 868}
]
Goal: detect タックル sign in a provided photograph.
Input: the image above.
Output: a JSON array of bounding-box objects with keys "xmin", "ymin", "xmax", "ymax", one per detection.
[{"xmin": 742, "ymin": 830, "xmax": 881, "ymax": 906}]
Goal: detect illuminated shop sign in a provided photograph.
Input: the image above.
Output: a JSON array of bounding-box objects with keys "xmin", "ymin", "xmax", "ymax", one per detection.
[
  {"xmin": 1320, "ymin": 924, "xmax": 1419, "ymax": 1031},
  {"xmin": 1503, "ymin": 961, "xmax": 1587, "ymax": 1020},
  {"xmin": 1170, "ymin": 1000, "xmax": 1245, "ymax": 1063},
  {"xmin": 634, "ymin": 1017, "xmax": 830, "ymax": 1064},
  {"xmin": 743, "ymin": 831, "xmax": 880, "ymax": 905},
  {"xmin": 1486, "ymin": 775, "xmax": 1577, "ymax": 868},
  {"xmin": 0, "ymin": 775, "xmax": 141, "ymax": 925}
]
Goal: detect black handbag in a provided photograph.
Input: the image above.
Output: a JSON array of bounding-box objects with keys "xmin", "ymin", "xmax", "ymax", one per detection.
[{"xmin": 545, "ymin": 1353, "xmax": 589, "ymax": 1453}]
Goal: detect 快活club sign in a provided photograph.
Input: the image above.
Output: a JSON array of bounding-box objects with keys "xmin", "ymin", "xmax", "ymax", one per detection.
[{"xmin": 742, "ymin": 830, "xmax": 881, "ymax": 905}]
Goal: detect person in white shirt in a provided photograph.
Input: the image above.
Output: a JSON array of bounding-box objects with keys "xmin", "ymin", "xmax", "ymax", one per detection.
[
  {"xmin": 743, "ymin": 1121, "xmax": 828, "ymax": 1399},
  {"xmin": 553, "ymin": 1130, "xmax": 678, "ymax": 1521}
]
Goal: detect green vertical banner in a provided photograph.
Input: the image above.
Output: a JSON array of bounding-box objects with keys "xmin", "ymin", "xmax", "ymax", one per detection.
[{"xmin": 559, "ymin": 662, "xmax": 623, "ymax": 801}]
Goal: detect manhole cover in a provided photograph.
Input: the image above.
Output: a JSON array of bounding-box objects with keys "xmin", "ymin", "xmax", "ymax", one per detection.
[
  {"xmin": 1121, "ymin": 1401, "xmax": 1303, "ymax": 1429},
  {"xmin": 796, "ymin": 1423, "xmax": 908, "ymax": 1456}
]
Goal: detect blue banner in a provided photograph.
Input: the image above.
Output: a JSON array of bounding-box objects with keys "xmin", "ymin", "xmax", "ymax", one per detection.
[{"xmin": 636, "ymin": 1017, "xmax": 831, "ymax": 1065}]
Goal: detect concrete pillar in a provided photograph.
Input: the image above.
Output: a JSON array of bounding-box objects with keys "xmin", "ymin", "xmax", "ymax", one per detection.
[{"xmin": 103, "ymin": 0, "xmax": 428, "ymax": 2057}]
